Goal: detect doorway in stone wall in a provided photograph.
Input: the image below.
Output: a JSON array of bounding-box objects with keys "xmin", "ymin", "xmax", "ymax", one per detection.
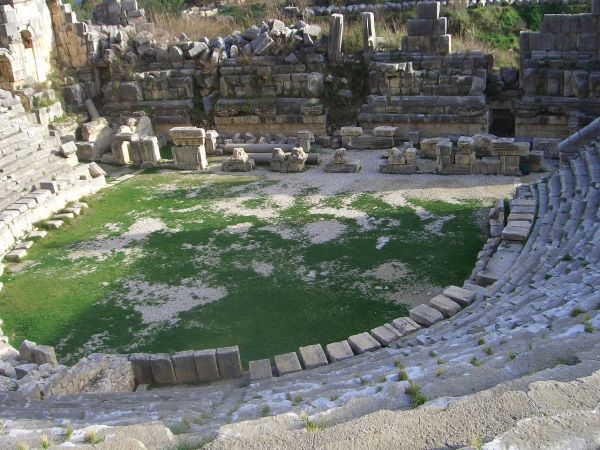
[{"xmin": 490, "ymin": 109, "xmax": 515, "ymax": 137}]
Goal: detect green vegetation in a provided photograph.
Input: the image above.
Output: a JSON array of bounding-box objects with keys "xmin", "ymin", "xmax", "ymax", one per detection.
[
  {"xmin": 261, "ymin": 405, "xmax": 271, "ymax": 417},
  {"xmin": 300, "ymin": 412, "xmax": 326, "ymax": 432},
  {"xmin": 405, "ymin": 381, "xmax": 427, "ymax": 408},
  {"xmin": 0, "ymin": 173, "xmax": 487, "ymax": 366},
  {"xmin": 571, "ymin": 307, "xmax": 584, "ymax": 317},
  {"xmin": 470, "ymin": 356, "xmax": 482, "ymax": 367},
  {"xmin": 83, "ymin": 431, "xmax": 104, "ymax": 444}
]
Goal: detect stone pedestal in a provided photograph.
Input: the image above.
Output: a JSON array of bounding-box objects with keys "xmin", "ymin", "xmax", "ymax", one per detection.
[
  {"xmin": 270, "ymin": 147, "xmax": 308, "ymax": 173},
  {"xmin": 379, "ymin": 147, "xmax": 417, "ymax": 174},
  {"xmin": 362, "ymin": 12, "xmax": 376, "ymax": 63},
  {"xmin": 328, "ymin": 14, "xmax": 344, "ymax": 66},
  {"xmin": 325, "ymin": 148, "xmax": 361, "ymax": 173},
  {"xmin": 222, "ymin": 147, "xmax": 255, "ymax": 172},
  {"xmin": 170, "ymin": 126, "xmax": 209, "ymax": 170}
]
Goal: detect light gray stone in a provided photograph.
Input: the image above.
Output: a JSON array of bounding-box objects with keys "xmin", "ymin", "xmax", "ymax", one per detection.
[
  {"xmin": 19, "ymin": 340, "xmax": 37, "ymax": 363},
  {"xmin": 347, "ymin": 332, "xmax": 382, "ymax": 354},
  {"xmin": 409, "ymin": 304, "xmax": 444, "ymax": 326},
  {"xmin": 391, "ymin": 317, "xmax": 421, "ymax": 336},
  {"xmin": 216, "ymin": 346, "xmax": 243, "ymax": 379},
  {"xmin": 274, "ymin": 352, "xmax": 302, "ymax": 376},
  {"xmin": 443, "ymin": 285, "xmax": 476, "ymax": 306},
  {"xmin": 298, "ymin": 344, "xmax": 328, "ymax": 369},
  {"xmin": 429, "ymin": 294, "xmax": 461, "ymax": 318},
  {"xmin": 31, "ymin": 345, "xmax": 58, "ymax": 367},
  {"xmin": 249, "ymin": 359, "xmax": 273, "ymax": 380},
  {"xmin": 370, "ymin": 324, "xmax": 402, "ymax": 346},
  {"xmin": 325, "ymin": 340, "xmax": 354, "ymax": 362}
]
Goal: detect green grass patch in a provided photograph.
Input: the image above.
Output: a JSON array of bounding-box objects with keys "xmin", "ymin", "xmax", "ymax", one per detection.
[{"xmin": 0, "ymin": 173, "xmax": 487, "ymax": 366}]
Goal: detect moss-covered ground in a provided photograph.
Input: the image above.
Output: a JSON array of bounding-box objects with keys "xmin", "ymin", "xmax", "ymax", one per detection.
[{"xmin": 0, "ymin": 172, "xmax": 488, "ymax": 366}]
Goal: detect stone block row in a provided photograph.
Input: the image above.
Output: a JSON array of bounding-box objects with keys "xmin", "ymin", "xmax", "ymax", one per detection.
[{"xmin": 129, "ymin": 346, "xmax": 242, "ymax": 386}]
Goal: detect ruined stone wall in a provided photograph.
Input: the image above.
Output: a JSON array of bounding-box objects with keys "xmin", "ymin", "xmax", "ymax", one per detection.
[
  {"xmin": 48, "ymin": 0, "xmax": 89, "ymax": 70},
  {"xmin": 0, "ymin": 0, "xmax": 55, "ymax": 89},
  {"xmin": 357, "ymin": 3, "xmax": 492, "ymax": 139},
  {"xmin": 518, "ymin": 6, "xmax": 600, "ymax": 138}
]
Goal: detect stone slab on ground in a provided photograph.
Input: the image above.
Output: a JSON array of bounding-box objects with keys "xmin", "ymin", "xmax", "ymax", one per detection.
[
  {"xmin": 171, "ymin": 351, "xmax": 198, "ymax": 384},
  {"xmin": 27, "ymin": 230, "xmax": 48, "ymax": 241},
  {"xmin": 409, "ymin": 304, "xmax": 444, "ymax": 326},
  {"xmin": 370, "ymin": 324, "xmax": 402, "ymax": 346},
  {"xmin": 249, "ymin": 359, "xmax": 273, "ymax": 380},
  {"xmin": 391, "ymin": 317, "xmax": 421, "ymax": 336},
  {"xmin": 5, "ymin": 249, "xmax": 27, "ymax": 262},
  {"xmin": 298, "ymin": 344, "xmax": 328, "ymax": 369},
  {"xmin": 443, "ymin": 285, "xmax": 476, "ymax": 306},
  {"xmin": 194, "ymin": 349, "xmax": 221, "ymax": 382},
  {"xmin": 348, "ymin": 332, "xmax": 382, "ymax": 354},
  {"xmin": 43, "ymin": 220, "xmax": 64, "ymax": 229},
  {"xmin": 429, "ymin": 294, "xmax": 461, "ymax": 317},
  {"xmin": 325, "ymin": 340, "xmax": 354, "ymax": 362},
  {"xmin": 150, "ymin": 354, "xmax": 176, "ymax": 385},
  {"xmin": 274, "ymin": 352, "xmax": 302, "ymax": 376},
  {"xmin": 217, "ymin": 346, "xmax": 243, "ymax": 379}
]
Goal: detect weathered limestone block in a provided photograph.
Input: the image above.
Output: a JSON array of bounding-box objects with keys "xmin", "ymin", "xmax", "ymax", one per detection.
[
  {"xmin": 274, "ymin": 352, "xmax": 302, "ymax": 376},
  {"xmin": 170, "ymin": 127, "xmax": 206, "ymax": 146},
  {"xmin": 131, "ymin": 136, "xmax": 161, "ymax": 167},
  {"xmin": 409, "ymin": 304, "xmax": 444, "ymax": 326},
  {"xmin": 194, "ymin": 349, "xmax": 221, "ymax": 382},
  {"xmin": 249, "ymin": 359, "xmax": 273, "ymax": 380},
  {"xmin": 171, "ymin": 351, "xmax": 198, "ymax": 384},
  {"xmin": 270, "ymin": 147, "xmax": 308, "ymax": 173},
  {"xmin": 391, "ymin": 317, "xmax": 421, "ymax": 336},
  {"xmin": 421, "ymin": 137, "xmax": 450, "ymax": 159},
  {"xmin": 129, "ymin": 353, "xmax": 154, "ymax": 385},
  {"xmin": 31, "ymin": 345, "xmax": 58, "ymax": 367},
  {"xmin": 172, "ymin": 145, "xmax": 208, "ymax": 170},
  {"xmin": 502, "ymin": 222, "xmax": 532, "ymax": 242},
  {"xmin": 429, "ymin": 294, "xmax": 461, "ymax": 317},
  {"xmin": 370, "ymin": 324, "xmax": 402, "ymax": 346},
  {"xmin": 150, "ymin": 354, "xmax": 176, "ymax": 385},
  {"xmin": 380, "ymin": 147, "xmax": 417, "ymax": 174},
  {"xmin": 80, "ymin": 118, "xmax": 113, "ymax": 159},
  {"xmin": 443, "ymin": 285, "xmax": 476, "ymax": 307},
  {"xmin": 325, "ymin": 340, "xmax": 354, "ymax": 362},
  {"xmin": 324, "ymin": 148, "xmax": 360, "ymax": 173},
  {"xmin": 298, "ymin": 344, "xmax": 328, "ymax": 369},
  {"xmin": 216, "ymin": 346, "xmax": 242, "ymax": 379},
  {"xmin": 347, "ymin": 332, "xmax": 381, "ymax": 354},
  {"xmin": 417, "ymin": 1, "xmax": 440, "ymax": 20},
  {"xmin": 222, "ymin": 148, "xmax": 255, "ymax": 172},
  {"xmin": 457, "ymin": 136, "xmax": 475, "ymax": 154},
  {"xmin": 19, "ymin": 340, "xmax": 37, "ymax": 363},
  {"xmin": 205, "ymin": 130, "xmax": 218, "ymax": 155},
  {"xmin": 298, "ymin": 130, "xmax": 312, "ymax": 154}
]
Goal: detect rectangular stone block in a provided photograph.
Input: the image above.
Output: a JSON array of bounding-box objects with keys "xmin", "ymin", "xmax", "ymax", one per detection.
[
  {"xmin": 391, "ymin": 317, "xmax": 421, "ymax": 336},
  {"xmin": 442, "ymin": 285, "xmax": 476, "ymax": 306},
  {"xmin": 409, "ymin": 304, "xmax": 444, "ymax": 326},
  {"xmin": 416, "ymin": 1, "xmax": 440, "ymax": 20},
  {"xmin": 172, "ymin": 350, "xmax": 198, "ymax": 384},
  {"xmin": 429, "ymin": 294, "xmax": 461, "ymax": 318},
  {"xmin": 298, "ymin": 344, "xmax": 328, "ymax": 369},
  {"xmin": 370, "ymin": 324, "xmax": 401, "ymax": 346},
  {"xmin": 150, "ymin": 354, "xmax": 176, "ymax": 385},
  {"xmin": 193, "ymin": 349, "xmax": 221, "ymax": 382},
  {"xmin": 347, "ymin": 332, "xmax": 381, "ymax": 354},
  {"xmin": 274, "ymin": 352, "xmax": 302, "ymax": 376},
  {"xmin": 325, "ymin": 341, "xmax": 354, "ymax": 362},
  {"xmin": 129, "ymin": 353, "xmax": 154, "ymax": 385},
  {"xmin": 340, "ymin": 126, "xmax": 363, "ymax": 136},
  {"xmin": 216, "ymin": 346, "xmax": 243, "ymax": 379},
  {"xmin": 249, "ymin": 359, "xmax": 273, "ymax": 380},
  {"xmin": 172, "ymin": 145, "xmax": 208, "ymax": 170}
]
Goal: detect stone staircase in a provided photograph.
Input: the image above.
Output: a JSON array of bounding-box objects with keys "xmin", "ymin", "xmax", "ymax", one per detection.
[
  {"xmin": 0, "ymin": 91, "xmax": 76, "ymax": 212},
  {"xmin": 0, "ymin": 142, "xmax": 598, "ymax": 448}
]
